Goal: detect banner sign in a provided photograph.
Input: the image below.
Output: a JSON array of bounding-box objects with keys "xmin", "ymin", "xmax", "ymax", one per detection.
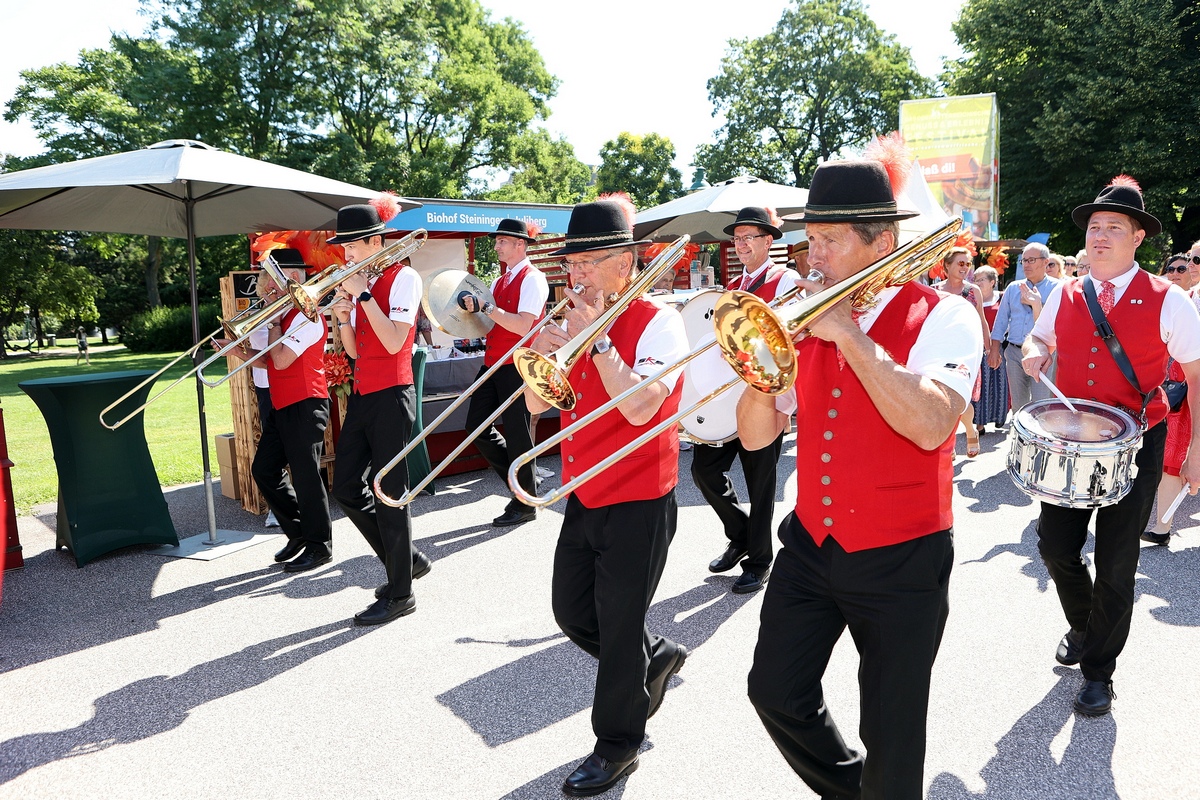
[
  {"xmin": 899, "ymin": 93, "xmax": 999, "ymax": 239},
  {"xmin": 388, "ymin": 201, "xmax": 573, "ymax": 234}
]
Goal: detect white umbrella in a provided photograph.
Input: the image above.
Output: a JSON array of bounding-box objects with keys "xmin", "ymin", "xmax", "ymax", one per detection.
[
  {"xmin": 634, "ymin": 175, "xmax": 809, "ymax": 243},
  {"xmin": 0, "ymin": 139, "xmax": 421, "ymax": 546}
]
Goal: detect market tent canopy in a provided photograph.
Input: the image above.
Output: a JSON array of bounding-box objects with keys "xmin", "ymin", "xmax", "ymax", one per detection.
[{"xmin": 633, "ymin": 175, "xmax": 809, "ymax": 244}]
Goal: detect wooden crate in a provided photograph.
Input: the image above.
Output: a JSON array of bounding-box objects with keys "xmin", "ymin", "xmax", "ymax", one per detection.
[{"xmin": 220, "ymin": 274, "xmax": 267, "ymax": 514}]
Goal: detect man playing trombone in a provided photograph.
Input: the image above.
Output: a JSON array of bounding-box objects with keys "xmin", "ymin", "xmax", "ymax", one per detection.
[
  {"xmin": 327, "ymin": 201, "xmax": 432, "ymax": 626},
  {"xmin": 736, "ymin": 154, "xmax": 982, "ymax": 800},
  {"xmin": 694, "ymin": 206, "xmax": 801, "ymax": 594},
  {"xmin": 456, "ymin": 218, "xmax": 549, "ymax": 526},
  {"xmin": 520, "ymin": 195, "xmax": 689, "ymax": 796},
  {"xmin": 215, "ymin": 248, "xmax": 332, "ymax": 571}
]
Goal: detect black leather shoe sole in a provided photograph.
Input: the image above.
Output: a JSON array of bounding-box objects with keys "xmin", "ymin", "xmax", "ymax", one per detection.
[
  {"xmin": 562, "ymin": 755, "xmax": 639, "ymax": 797},
  {"xmin": 354, "ymin": 596, "xmax": 416, "ymax": 626},
  {"xmin": 273, "ymin": 539, "xmax": 304, "ymax": 563},
  {"xmin": 282, "ymin": 551, "xmax": 332, "ymax": 573},
  {"xmin": 708, "ymin": 546, "xmax": 747, "ymax": 573}
]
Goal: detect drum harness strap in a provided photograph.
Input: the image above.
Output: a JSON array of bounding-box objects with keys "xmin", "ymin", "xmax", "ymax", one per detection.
[{"xmin": 1082, "ymin": 279, "xmax": 1153, "ymax": 426}]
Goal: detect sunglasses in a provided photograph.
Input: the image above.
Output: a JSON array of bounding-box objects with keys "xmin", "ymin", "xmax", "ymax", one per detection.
[
  {"xmin": 1190, "ymin": 255, "xmax": 1200, "ymax": 265},
  {"xmin": 1164, "ymin": 265, "xmax": 1189, "ymax": 274}
]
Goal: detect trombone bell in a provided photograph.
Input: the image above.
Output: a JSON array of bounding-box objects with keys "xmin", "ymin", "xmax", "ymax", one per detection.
[{"xmin": 713, "ymin": 291, "xmax": 798, "ymax": 395}]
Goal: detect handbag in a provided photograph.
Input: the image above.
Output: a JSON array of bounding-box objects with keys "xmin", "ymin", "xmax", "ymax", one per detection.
[{"xmin": 1163, "ymin": 359, "xmax": 1187, "ymax": 412}]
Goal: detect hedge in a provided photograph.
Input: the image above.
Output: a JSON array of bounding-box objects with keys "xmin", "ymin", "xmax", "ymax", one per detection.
[{"xmin": 122, "ymin": 303, "xmax": 221, "ymax": 353}]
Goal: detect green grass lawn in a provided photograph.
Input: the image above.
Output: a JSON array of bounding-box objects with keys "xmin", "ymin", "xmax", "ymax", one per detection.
[{"xmin": 1, "ymin": 340, "xmax": 234, "ymax": 514}]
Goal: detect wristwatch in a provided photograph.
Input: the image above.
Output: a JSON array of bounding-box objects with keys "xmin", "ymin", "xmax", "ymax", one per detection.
[
  {"xmin": 591, "ymin": 336, "xmax": 612, "ymax": 356},
  {"xmin": 358, "ymin": 291, "xmax": 373, "ymax": 304},
  {"xmin": 481, "ymin": 301, "xmax": 496, "ymax": 315}
]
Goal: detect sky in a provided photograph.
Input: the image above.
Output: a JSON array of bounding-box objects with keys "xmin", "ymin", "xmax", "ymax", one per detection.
[{"xmin": 0, "ymin": 0, "xmax": 966, "ymax": 178}]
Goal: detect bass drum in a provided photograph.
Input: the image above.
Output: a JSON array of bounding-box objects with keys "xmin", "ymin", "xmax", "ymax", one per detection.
[
  {"xmin": 1007, "ymin": 398, "xmax": 1143, "ymax": 508},
  {"xmin": 678, "ymin": 289, "xmax": 744, "ymax": 445}
]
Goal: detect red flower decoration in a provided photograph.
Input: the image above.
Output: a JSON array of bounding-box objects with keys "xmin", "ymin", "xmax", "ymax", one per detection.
[
  {"xmin": 642, "ymin": 241, "xmax": 701, "ymax": 273},
  {"xmin": 324, "ymin": 350, "xmax": 353, "ymax": 397}
]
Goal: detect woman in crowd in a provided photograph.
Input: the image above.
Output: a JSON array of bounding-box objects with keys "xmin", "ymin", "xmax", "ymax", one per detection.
[
  {"xmin": 972, "ymin": 265, "xmax": 1008, "ymax": 435},
  {"xmin": 934, "ymin": 247, "xmax": 990, "ymax": 456},
  {"xmin": 1144, "ymin": 253, "xmax": 1196, "ymax": 544},
  {"xmin": 1074, "ymin": 249, "xmax": 1090, "ymax": 277},
  {"xmin": 1046, "ymin": 253, "xmax": 1064, "ymax": 280}
]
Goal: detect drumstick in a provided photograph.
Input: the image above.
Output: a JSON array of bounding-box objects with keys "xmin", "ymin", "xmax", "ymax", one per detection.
[
  {"xmin": 1038, "ymin": 371, "xmax": 1079, "ymax": 413},
  {"xmin": 1161, "ymin": 482, "xmax": 1191, "ymax": 526}
]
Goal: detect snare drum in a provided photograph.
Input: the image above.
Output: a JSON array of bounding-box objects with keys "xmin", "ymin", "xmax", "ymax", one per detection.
[
  {"xmin": 1007, "ymin": 399, "xmax": 1143, "ymax": 508},
  {"xmin": 678, "ymin": 290, "xmax": 744, "ymax": 445}
]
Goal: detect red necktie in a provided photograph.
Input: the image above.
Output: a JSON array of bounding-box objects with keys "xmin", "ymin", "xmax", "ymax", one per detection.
[{"xmin": 1099, "ymin": 280, "xmax": 1116, "ymax": 316}]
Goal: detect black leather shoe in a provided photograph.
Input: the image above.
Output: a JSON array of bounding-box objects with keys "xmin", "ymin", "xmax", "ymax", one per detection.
[
  {"xmin": 282, "ymin": 543, "xmax": 332, "ymax": 573},
  {"xmin": 708, "ymin": 544, "xmax": 747, "ymax": 573},
  {"xmin": 273, "ymin": 538, "xmax": 304, "ymax": 563},
  {"xmin": 1074, "ymin": 680, "xmax": 1114, "ymax": 716},
  {"xmin": 354, "ymin": 595, "xmax": 416, "ymax": 626},
  {"xmin": 493, "ymin": 507, "xmax": 536, "ymax": 527},
  {"xmin": 647, "ymin": 645, "xmax": 687, "ymax": 719},
  {"xmin": 1141, "ymin": 530, "xmax": 1171, "ymax": 545},
  {"xmin": 1055, "ymin": 628, "xmax": 1085, "ymax": 666},
  {"xmin": 732, "ymin": 567, "xmax": 769, "ymax": 594},
  {"xmin": 562, "ymin": 752, "xmax": 639, "ymax": 797},
  {"xmin": 375, "ymin": 553, "xmax": 433, "ymax": 598}
]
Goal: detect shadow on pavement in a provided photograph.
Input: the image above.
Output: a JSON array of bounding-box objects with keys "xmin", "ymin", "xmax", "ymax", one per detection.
[
  {"xmin": 928, "ymin": 667, "xmax": 1117, "ymax": 799},
  {"xmin": 437, "ymin": 576, "xmax": 752, "ymax": 748},
  {"xmin": 498, "ymin": 740, "xmax": 654, "ymax": 800},
  {"xmin": 0, "ymin": 620, "xmax": 366, "ymax": 785}
]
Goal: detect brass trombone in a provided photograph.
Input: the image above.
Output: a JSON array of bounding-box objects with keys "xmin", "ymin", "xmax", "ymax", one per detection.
[
  {"xmin": 372, "ymin": 288, "xmax": 581, "ymax": 508},
  {"xmin": 512, "ymin": 235, "xmax": 693, "ymax": 410},
  {"xmin": 505, "ymin": 220, "xmax": 963, "ymax": 508},
  {"xmin": 98, "ymin": 229, "xmax": 427, "ymax": 430},
  {"xmin": 195, "ymin": 230, "xmax": 428, "ymax": 388}
]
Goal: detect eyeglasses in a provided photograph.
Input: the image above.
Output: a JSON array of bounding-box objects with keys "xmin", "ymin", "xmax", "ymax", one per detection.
[
  {"xmin": 1023, "ymin": 256, "xmax": 1047, "ymax": 262},
  {"xmin": 1189, "ymin": 255, "xmax": 1200, "ymax": 265},
  {"xmin": 1164, "ymin": 265, "xmax": 1189, "ymax": 274},
  {"xmin": 560, "ymin": 252, "xmax": 618, "ymax": 272},
  {"xmin": 731, "ymin": 233, "xmax": 770, "ymax": 245}
]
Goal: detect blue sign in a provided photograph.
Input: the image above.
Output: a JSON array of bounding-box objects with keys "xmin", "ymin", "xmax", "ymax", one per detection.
[{"xmin": 388, "ymin": 201, "xmax": 573, "ymax": 234}]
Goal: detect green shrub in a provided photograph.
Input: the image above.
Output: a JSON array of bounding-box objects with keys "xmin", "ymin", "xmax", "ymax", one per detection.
[{"xmin": 123, "ymin": 303, "xmax": 221, "ymax": 352}]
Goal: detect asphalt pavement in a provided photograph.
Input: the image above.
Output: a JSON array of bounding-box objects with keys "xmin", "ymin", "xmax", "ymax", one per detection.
[{"xmin": 2, "ymin": 425, "xmax": 1197, "ymax": 799}]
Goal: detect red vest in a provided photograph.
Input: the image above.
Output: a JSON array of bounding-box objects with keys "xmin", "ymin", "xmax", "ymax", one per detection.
[
  {"xmin": 484, "ymin": 262, "xmax": 544, "ymax": 367},
  {"xmin": 352, "ymin": 263, "xmax": 416, "ymax": 394},
  {"xmin": 729, "ymin": 265, "xmax": 791, "ymax": 302},
  {"xmin": 793, "ymin": 282, "xmax": 954, "ymax": 552},
  {"xmin": 1054, "ymin": 271, "xmax": 1170, "ymax": 426},
  {"xmin": 560, "ymin": 296, "xmax": 683, "ymax": 509},
  {"xmin": 266, "ymin": 309, "xmax": 328, "ymax": 409}
]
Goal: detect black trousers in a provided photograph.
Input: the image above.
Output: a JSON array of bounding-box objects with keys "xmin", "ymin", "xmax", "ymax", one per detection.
[
  {"xmin": 331, "ymin": 385, "xmax": 421, "ymax": 600},
  {"xmin": 251, "ymin": 396, "xmax": 331, "ymax": 545},
  {"xmin": 690, "ymin": 432, "xmax": 784, "ymax": 573},
  {"xmin": 747, "ymin": 514, "xmax": 953, "ymax": 800},
  {"xmin": 552, "ymin": 492, "xmax": 682, "ymax": 763},
  {"xmin": 1036, "ymin": 419, "xmax": 1166, "ymax": 682},
  {"xmin": 464, "ymin": 363, "xmax": 536, "ymax": 512}
]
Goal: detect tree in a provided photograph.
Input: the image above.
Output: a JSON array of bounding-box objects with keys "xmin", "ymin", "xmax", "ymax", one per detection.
[
  {"xmin": 945, "ymin": 0, "xmax": 1200, "ymax": 255},
  {"xmin": 595, "ymin": 133, "xmax": 683, "ymax": 209},
  {"xmin": 0, "ymin": 230, "xmax": 101, "ymax": 357},
  {"xmin": 696, "ymin": 0, "xmax": 933, "ymax": 187},
  {"xmin": 483, "ymin": 130, "xmax": 593, "ymax": 205}
]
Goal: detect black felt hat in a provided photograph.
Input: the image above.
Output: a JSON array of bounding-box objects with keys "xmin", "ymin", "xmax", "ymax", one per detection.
[
  {"xmin": 327, "ymin": 204, "xmax": 387, "ymax": 244},
  {"xmin": 489, "ymin": 218, "xmax": 538, "ymax": 242},
  {"xmin": 1071, "ymin": 177, "xmax": 1161, "ymax": 237},
  {"xmin": 723, "ymin": 206, "xmax": 783, "ymax": 239},
  {"xmin": 552, "ymin": 199, "xmax": 650, "ymax": 255},
  {"xmin": 783, "ymin": 160, "xmax": 918, "ymax": 224},
  {"xmin": 264, "ymin": 248, "xmax": 307, "ymax": 268}
]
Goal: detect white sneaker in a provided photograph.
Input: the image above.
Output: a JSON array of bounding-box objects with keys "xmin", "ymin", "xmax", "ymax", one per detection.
[
  {"xmin": 265, "ymin": 510, "xmax": 280, "ymax": 528},
  {"xmin": 535, "ymin": 465, "xmax": 555, "ymax": 479}
]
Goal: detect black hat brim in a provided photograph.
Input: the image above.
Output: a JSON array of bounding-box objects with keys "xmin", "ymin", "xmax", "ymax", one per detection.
[
  {"xmin": 550, "ymin": 238, "xmax": 652, "ymax": 257},
  {"xmin": 488, "ymin": 231, "xmax": 538, "ymax": 243},
  {"xmin": 782, "ymin": 208, "xmax": 920, "ymax": 224},
  {"xmin": 327, "ymin": 225, "xmax": 387, "ymax": 245},
  {"xmin": 722, "ymin": 220, "xmax": 783, "ymax": 239},
  {"xmin": 1071, "ymin": 202, "xmax": 1162, "ymax": 237}
]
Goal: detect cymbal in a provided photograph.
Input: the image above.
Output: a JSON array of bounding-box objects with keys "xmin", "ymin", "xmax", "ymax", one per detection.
[{"xmin": 423, "ymin": 269, "xmax": 496, "ymax": 339}]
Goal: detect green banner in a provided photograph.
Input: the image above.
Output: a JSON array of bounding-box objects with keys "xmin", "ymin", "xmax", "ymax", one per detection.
[{"xmin": 899, "ymin": 94, "xmax": 999, "ymax": 239}]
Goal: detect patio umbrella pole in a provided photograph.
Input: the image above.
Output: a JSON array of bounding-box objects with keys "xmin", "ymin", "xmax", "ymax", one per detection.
[{"xmin": 186, "ymin": 192, "xmax": 223, "ymax": 546}]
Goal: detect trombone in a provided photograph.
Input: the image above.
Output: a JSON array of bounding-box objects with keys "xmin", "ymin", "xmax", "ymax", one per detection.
[
  {"xmin": 512, "ymin": 235, "xmax": 693, "ymax": 410},
  {"xmin": 371, "ymin": 234, "xmax": 692, "ymax": 507},
  {"xmin": 98, "ymin": 229, "xmax": 427, "ymax": 430},
  {"xmin": 195, "ymin": 230, "xmax": 428, "ymax": 388},
  {"xmin": 372, "ymin": 288, "xmax": 581, "ymax": 508},
  {"xmin": 505, "ymin": 219, "xmax": 963, "ymax": 508}
]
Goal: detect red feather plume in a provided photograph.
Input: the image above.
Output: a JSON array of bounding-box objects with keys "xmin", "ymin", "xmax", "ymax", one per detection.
[
  {"xmin": 370, "ymin": 191, "xmax": 402, "ymax": 224},
  {"xmin": 526, "ymin": 221, "xmax": 543, "ymax": 238},
  {"xmin": 763, "ymin": 206, "xmax": 783, "ymax": 228},
  {"xmin": 1109, "ymin": 174, "xmax": 1141, "ymax": 191},
  {"xmin": 598, "ymin": 192, "xmax": 638, "ymax": 227},
  {"xmin": 863, "ymin": 132, "xmax": 913, "ymax": 196}
]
